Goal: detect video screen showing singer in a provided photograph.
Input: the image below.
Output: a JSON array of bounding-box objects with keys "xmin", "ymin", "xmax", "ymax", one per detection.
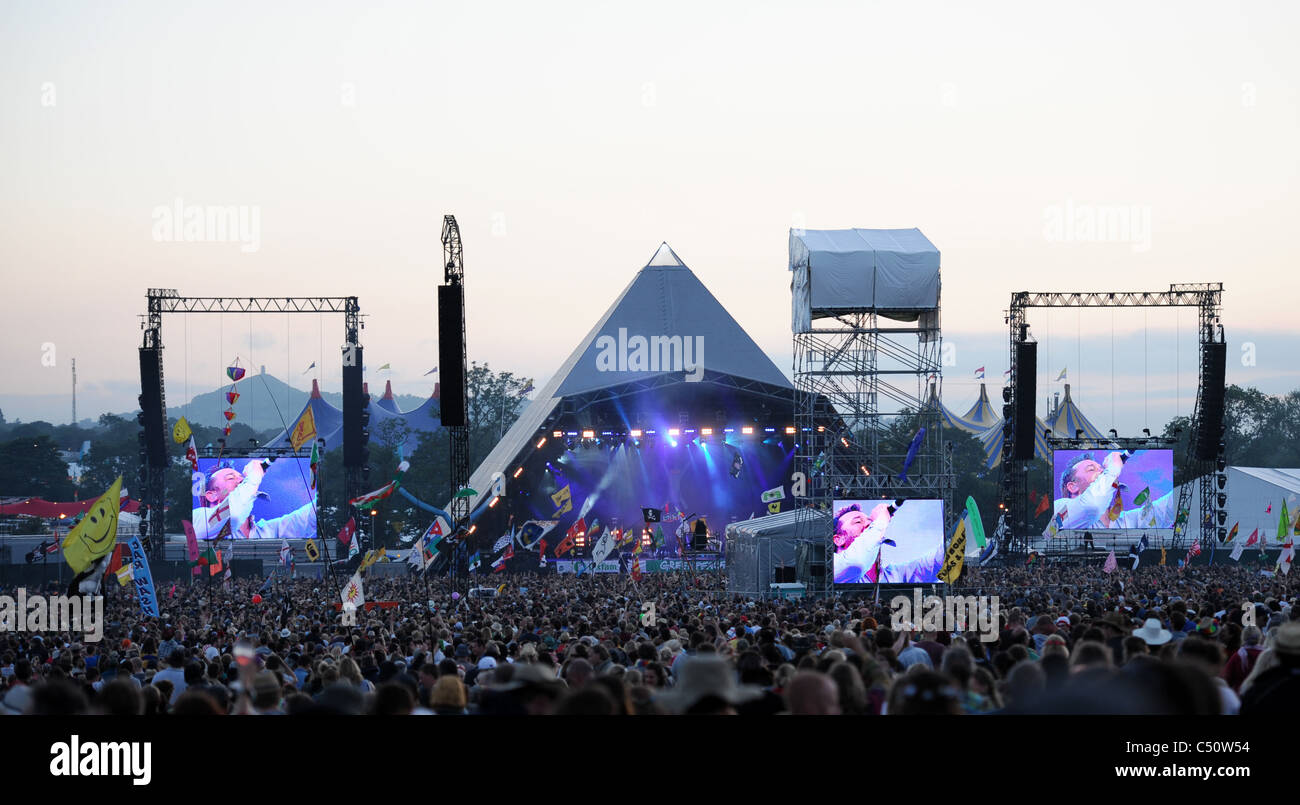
[
  {"xmin": 1051, "ymin": 450, "xmax": 1176, "ymax": 531},
  {"xmin": 191, "ymin": 458, "xmax": 317, "ymax": 540},
  {"xmin": 832, "ymin": 500, "xmax": 943, "ymax": 584}
]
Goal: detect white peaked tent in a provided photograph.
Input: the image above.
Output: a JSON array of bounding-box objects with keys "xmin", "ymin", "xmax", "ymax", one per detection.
[
  {"xmin": 453, "ymin": 242, "xmax": 794, "ymax": 515},
  {"xmin": 1181, "ymin": 467, "xmax": 1300, "ymax": 548}
]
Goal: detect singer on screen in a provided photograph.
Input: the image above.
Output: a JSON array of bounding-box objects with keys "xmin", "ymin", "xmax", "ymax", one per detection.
[
  {"xmin": 1053, "ymin": 451, "xmax": 1175, "ymax": 530},
  {"xmin": 832, "ymin": 502, "xmax": 940, "ymax": 584},
  {"xmin": 192, "ymin": 459, "xmax": 317, "ymax": 540}
]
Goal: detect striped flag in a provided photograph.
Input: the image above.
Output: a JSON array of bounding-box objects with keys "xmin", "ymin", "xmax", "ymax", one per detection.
[{"xmin": 1102, "ymin": 550, "xmax": 1118, "ymax": 574}]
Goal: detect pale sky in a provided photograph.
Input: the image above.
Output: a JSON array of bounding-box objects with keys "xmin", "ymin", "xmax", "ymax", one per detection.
[{"xmin": 2, "ymin": 1, "xmax": 1297, "ymax": 434}]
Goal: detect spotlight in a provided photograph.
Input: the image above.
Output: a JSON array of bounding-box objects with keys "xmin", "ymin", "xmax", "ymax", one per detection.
[
  {"xmin": 668, "ymin": 428, "xmax": 680, "ymax": 437},
  {"xmin": 785, "ymin": 426, "xmax": 796, "ymax": 435},
  {"xmin": 582, "ymin": 430, "xmax": 594, "ymax": 439},
  {"xmin": 741, "ymin": 426, "xmax": 753, "ymax": 435},
  {"xmin": 468, "ymin": 524, "xmax": 477, "ymax": 534},
  {"xmin": 512, "ymin": 467, "xmax": 523, "ymax": 479},
  {"xmin": 630, "ymin": 429, "xmax": 642, "ymax": 437},
  {"xmin": 552, "ymin": 430, "xmax": 563, "ymax": 438},
  {"xmin": 536, "ymin": 437, "xmax": 547, "ymax": 448},
  {"xmin": 700, "ymin": 428, "xmax": 713, "ymax": 436},
  {"xmin": 860, "ymin": 466, "xmax": 870, "ymax": 476}
]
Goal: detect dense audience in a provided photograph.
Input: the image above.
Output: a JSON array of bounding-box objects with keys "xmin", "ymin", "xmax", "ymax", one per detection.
[{"xmin": 1, "ymin": 562, "xmax": 1296, "ymax": 715}]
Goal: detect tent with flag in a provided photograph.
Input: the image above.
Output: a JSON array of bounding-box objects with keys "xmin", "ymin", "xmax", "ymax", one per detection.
[
  {"xmin": 1175, "ymin": 466, "xmax": 1299, "ymax": 550},
  {"xmin": 1043, "ymin": 384, "xmax": 1104, "ymax": 441},
  {"xmin": 264, "ymin": 379, "xmax": 442, "ymax": 450}
]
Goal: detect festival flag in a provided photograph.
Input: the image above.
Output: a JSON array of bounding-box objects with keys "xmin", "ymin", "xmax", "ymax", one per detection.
[
  {"xmin": 61, "ymin": 477, "xmax": 122, "ymax": 575},
  {"xmin": 939, "ymin": 515, "xmax": 966, "ymax": 584},
  {"xmin": 1279, "ymin": 540, "xmax": 1295, "ymax": 576},
  {"xmin": 349, "ymin": 481, "xmax": 398, "ymax": 507},
  {"xmin": 1056, "ymin": 367, "xmax": 1067, "ymax": 381},
  {"xmin": 289, "ymin": 405, "xmax": 317, "ymax": 453},
  {"xmin": 182, "ymin": 519, "xmax": 201, "ymax": 576},
  {"xmin": 378, "ymin": 363, "xmax": 391, "ymax": 371},
  {"xmin": 226, "ymin": 364, "xmax": 246, "ymax": 382},
  {"xmin": 631, "ymin": 555, "xmax": 643, "ymax": 582},
  {"xmin": 1034, "ymin": 492, "xmax": 1050, "ymax": 518},
  {"xmin": 492, "ymin": 554, "xmax": 508, "ymax": 573},
  {"xmin": 310, "ymin": 441, "xmax": 320, "ymax": 490},
  {"xmin": 225, "ymin": 390, "xmax": 240, "ymax": 406},
  {"xmin": 760, "ymin": 486, "xmax": 785, "ymax": 504},
  {"xmin": 1266, "ymin": 502, "xmax": 1272, "ymax": 514},
  {"xmin": 1279, "ymin": 500, "xmax": 1292, "ymax": 542},
  {"xmin": 1026, "ymin": 551, "xmax": 1039, "ymax": 566},
  {"xmin": 209, "ymin": 548, "xmax": 224, "ymax": 577},
  {"xmin": 965, "ymin": 497, "xmax": 987, "ymax": 549},
  {"xmin": 1293, "ymin": 507, "xmax": 1300, "ymax": 536},
  {"xmin": 304, "ymin": 539, "xmax": 320, "ymax": 562},
  {"xmin": 1129, "ymin": 535, "xmax": 1149, "ymax": 569},
  {"xmin": 342, "ymin": 572, "xmax": 365, "ymax": 608},
  {"xmin": 347, "ymin": 536, "xmax": 359, "ymax": 560},
  {"xmin": 1159, "ymin": 547, "xmax": 1167, "ymax": 566},
  {"xmin": 424, "ymin": 366, "xmax": 438, "ymax": 376},
  {"xmin": 1245, "ymin": 527, "xmax": 1260, "ymax": 547},
  {"xmin": 223, "ymin": 410, "xmax": 237, "ymax": 422},
  {"xmin": 302, "ymin": 361, "xmax": 316, "ymax": 375},
  {"xmin": 1230, "ymin": 540, "xmax": 1246, "ymax": 562},
  {"xmin": 279, "ymin": 540, "xmax": 293, "ymax": 566},
  {"xmin": 653, "ymin": 525, "xmax": 665, "ymax": 548},
  {"xmin": 115, "ymin": 563, "xmax": 134, "ymax": 586},
  {"xmin": 898, "ymin": 427, "xmax": 926, "ymax": 483},
  {"xmin": 359, "ymin": 548, "xmax": 385, "ymax": 572},
  {"xmin": 1102, "ymin": 550, "xmax": 1118, "ymax": 574},
  {"xmin": 172, "ymin": 417, "xmax": 192, "ymax": 444},
  {"xmin": 1226, "ymin": 522, "xmax": 1239, "ymax": 543},
  {"xmin": 975, "ymin": 366, "xmax": 985, "ymax": 379},
  {"xmin": 337, "ymin": 517, "xmax": 357, "ymax": 547},
  {"xmin": 551, "ymin": 485, "xmax": 573, "ymax": 517},
  {"xmin": 767, "ymin": 501, "xmax": 781, "ymax": 514},
  {"xmin": 519, "ymin": 381, "xmax": 535, "ymax": 397},
  {"xmin": 468, "ymin": 551, "xmax": 481, "ymax": 572},
  {"xmin": 185, "ymin": 437, "xmax": 198, "ymax": 472}
]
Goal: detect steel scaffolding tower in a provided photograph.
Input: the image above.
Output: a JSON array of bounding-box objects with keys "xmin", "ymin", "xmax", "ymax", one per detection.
[{"xmin": 793, "ymin": 313, "xmax": 952, "ymax": 593}]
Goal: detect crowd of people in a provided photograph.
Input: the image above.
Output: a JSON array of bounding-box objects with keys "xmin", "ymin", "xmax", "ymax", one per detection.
[{"xmin": 1, "ymin": 561, "xmax": 1297, "ymax": 715}]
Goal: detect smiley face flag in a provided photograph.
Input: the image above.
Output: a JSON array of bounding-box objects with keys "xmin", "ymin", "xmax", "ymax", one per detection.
[
  {"xmin": 172, "ymin": 417, "xmax": 193, "ymax": 444},
  {"xmin": 63, "ymin": 476, "xmax": 123, "ymax": 575}
]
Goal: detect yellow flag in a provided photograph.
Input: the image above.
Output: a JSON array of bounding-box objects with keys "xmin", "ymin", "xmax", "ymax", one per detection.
[
  {"xmin": 115, "ymin": 564, "xmax": 134, "ymax": 586},
  {"xmin": 304, "ymin": 539, "xmax": 320, "ymax": 562},
  {"xmin": 360, "ymin": 549, "xmax": 379, "ymax": 571},
  {"xmin": 939, "ymin": 515, "xmax": 966, "ymax": 583},
  {"xmin": 289, "ymin": 406, "xmax": 317, "ymax": 453},
  {"xmin": 172, "ymin": 417, "xmax": 193, "ymax": 444},
  {"xmin": 767, "ymin": 501, "xmax": 781, "ymax": 514},
  {"xmin": 1159, "ymin": 547, "xmax": 1167, "ymax": 566},
  {"xmin": 62, "ymin": 477, "xmax": 122, "ymax": 574}
]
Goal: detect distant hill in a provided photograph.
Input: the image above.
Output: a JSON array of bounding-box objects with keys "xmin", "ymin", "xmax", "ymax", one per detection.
[{"xmin": 126, "ymin": 369, "xmax": 432, "ymax": 432}]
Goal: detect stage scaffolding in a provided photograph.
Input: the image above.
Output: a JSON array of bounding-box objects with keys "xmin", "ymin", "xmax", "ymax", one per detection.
[{"xmin": 789, "ymin": 229, "xmax": 953, "ymax": 595}]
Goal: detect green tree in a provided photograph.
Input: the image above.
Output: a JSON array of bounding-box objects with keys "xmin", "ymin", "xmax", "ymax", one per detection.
[{"xmin": 0, "ymin": 434, "xmax": 75, "ymax": 499}]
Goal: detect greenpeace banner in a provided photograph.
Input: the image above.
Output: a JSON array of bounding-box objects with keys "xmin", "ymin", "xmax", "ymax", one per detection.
[
  {"xmin": 645, "ymin": 559, "xmax": 724, "ymax": 572},
  {"xmin": 127, "ymin": 536, "xmax": 160, "ymax": 618}
]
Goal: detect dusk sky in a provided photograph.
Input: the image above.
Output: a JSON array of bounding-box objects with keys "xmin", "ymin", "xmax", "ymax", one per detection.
[{"xmin": 2, "ymin": 2, "xmax": 1297, "ymax": 435}]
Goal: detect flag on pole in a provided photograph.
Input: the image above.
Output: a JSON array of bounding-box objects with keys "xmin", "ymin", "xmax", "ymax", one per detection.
[
  {"xmin": 289, "ymin": 406, "xmax": 317, "ymax": 453},
  {"xmin": 1244, "ymin": 528, "xmax": 1259, "ymax": 547},
  {"xmin": 378, "ymin": 363, "xmax": 391, "ymax": 371},
  {"xmin": 938, "ymin": 515, "xmax": 966, "ymax": 584},
  {"xmin": 310, "ymin": 441, "xmax": 320, "ymax": 490},
  {"xmin": 468, "ymin": 552, "xmax": 481, "ymax": 572},
  {"xmin": 424, "ymin": 366, "xmax": 437, "ymax": 376},
  {"xmin": 304, "ymin": 539, "xmax": 320, "ymax": 562},
  {"xmin": 1225, "ymin": 522, "xmax": 1239, "ymax": 543},
  {"xmin": 185, "ymin": 437, "xmax": 198, "ymax": 472},
  {"xmin": 975, "ymin": 367, "xmax": 985, "ymax": 379},
  {"xmin": 1034, "ymin": 492, "xmax": 1050, "ymax": 518},
  {"xmin": 337, "ymin": 517, "xmax": 357, "ymax": 547},
  {"xmin": 1056, "ymin": 367, "xmax": 1067, "ymax": 381},
  {"xmin": 1185, "ymin": 540, "xmax": 1202, "ymax": 566},
  {"xmin": 61, "ymin": 476, "xmax": 122, "ymax": 575},
  {"xmin": 342, "ymin": 572, "xmax": 364, "ymax": 607},
  {"xmin": 1230, "ymin": 540, "xmax": 1246, "ymax": 562},
  {"xmin": 1102, "ymin": 550, "xmax": 1118, "ymax": 574},
  {"xmin": 631, "ymin": 555, "xmax": 642, "ymax": 582},
  {"xmin": 279, "ymin": 540, "xmax": 293, "ymax": 566},
  {"xmin": 349, "ymin": 481, "xmax": 398, "ymax": 507},
  {"xmin": 302, "ymin": 362, "xmax": 316, "ymax": 375},
  {"xmin": 1280, "ymin": 540, "xmax": 1295, "ymax": 575},
  {"xmin": 115, "ymin": 564, "xmax": 134, "ymax": 586},
  {"xmin": 1279, "ymin": 500, "xmax": 1292, "ymax": 542},
  {"xmin": 1159, "ymin": 547, "xmax": 1167, "ymax": 566}
]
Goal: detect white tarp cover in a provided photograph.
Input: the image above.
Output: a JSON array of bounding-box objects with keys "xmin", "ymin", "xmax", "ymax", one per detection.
[{"xmin": 789, "ymin": 228, "xmax": 940, "ymax": 330}]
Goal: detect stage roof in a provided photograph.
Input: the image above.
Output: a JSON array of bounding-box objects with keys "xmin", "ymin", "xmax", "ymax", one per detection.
[
  {"xmin": 457, "ymin": 242, "xmax": 795, "ymax": 515},
  {"xmin": 789, "ymin": 227, "xmax": 940, "ymax": 325}
]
